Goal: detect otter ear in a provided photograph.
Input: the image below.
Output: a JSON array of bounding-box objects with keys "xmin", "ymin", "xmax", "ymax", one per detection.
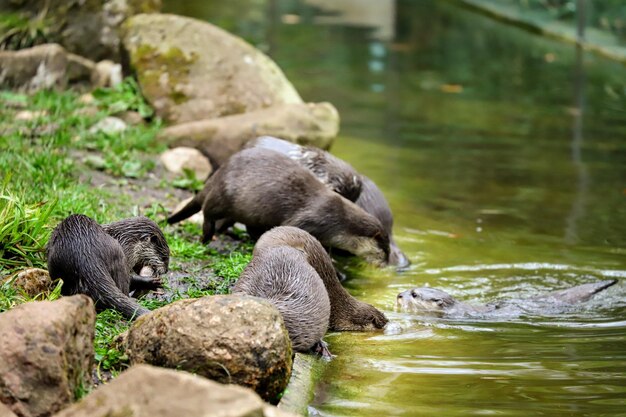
[{"xmin": 434, "ymin": 298, "xmax": 445, "ymax": 306}]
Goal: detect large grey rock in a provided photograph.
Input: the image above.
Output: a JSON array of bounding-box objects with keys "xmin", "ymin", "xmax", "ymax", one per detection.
[
  {"xmin": 121, "ymin": 13, "xmax": 303, "ymax": 124},
  {"xmin": 159, "ymin": 102, "xmax": 340, "ymax": 166},
  {"xmin": 52, "ymin": 365, "xmax": 298, "ymax": 417},
  {"xmin": 0, "ymin": 295, "xmax": 96, "ymax": 417},
  {"xmin": 0, "ymin": 44, "xmax": 68, "ymax": 92},
  {"xmin": 125, "ymin": 295, "xmax": 292, "ymax": 403},
  {"xmin": 0, "ymin": 0, "xmax": 161, "ymax": 61}
]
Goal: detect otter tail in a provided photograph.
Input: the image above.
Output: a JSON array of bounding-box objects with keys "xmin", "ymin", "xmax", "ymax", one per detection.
[
  {"xmin": 550, "ymin": 279, "xmax": 618, "ymax": 304},
  {"xmin": 167, "ymin": 193, "xmax": 204, "ymax": 224},
  {"xmin": 88, "ymin": 280, "xmax": 150, "ymax": 320}
]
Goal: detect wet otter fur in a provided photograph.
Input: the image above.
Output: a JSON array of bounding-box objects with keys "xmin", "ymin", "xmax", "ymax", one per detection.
[
  {"xmin": 246, "ymin": 136, "xmax": 362, "ymax": 202},
  {"xmin": 356, "ymin": 176, "xmax": 409, "ymax": 268},
  {"xmin": 47, "ymin": 214, "xmax": 169, "ymax": 320},
  {"xmin": 396, "ymin": 280, "xmax": 619, "ymax": 318},
  {"xmin": 233, "ymin": 244, "xmax": 331, "ymax": 355},
  {"xmin": 103, "ymin": 216, "xmax": 170, "ymax": 290},
  {"xmin": 168, "ymin": 148, "xmax": 390, "ymax": 266},
  {"xmin": 248, "ymin": 137, "xmax": 408, "ymax": 267},
  {"xmin": 246, "ymin": 226, "xmax": 388, "ymax": 331}
]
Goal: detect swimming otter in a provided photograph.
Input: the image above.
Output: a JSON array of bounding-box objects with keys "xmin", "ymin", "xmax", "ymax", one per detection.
[
  {"xmin": 248, "ymin": 137, "xmax": 408, "ymax": 268},
  {"xmin": 246, "ymin": 136, "xmax": 362, "ymax": 202},
  {"xmin": 233, "ymin": 244, "xmax": 331, "ymax": 355},
  {"xmin": 356, "ymin": 176, "xmax": 409, "ymax": 268},
  {"xmin": 396, "ymin": 280, "xmax": 618, "ymax": 318},
  {"xmin": 247, "ymin": 226, "xmax": 388, "ymax": 331},
  {"xmin": 47, "ymin": 214, "xmax": 169, "ymax": 320},
  {"xmin": 168, "ymin": 148, "xmax": 390, "ymax": 266}
]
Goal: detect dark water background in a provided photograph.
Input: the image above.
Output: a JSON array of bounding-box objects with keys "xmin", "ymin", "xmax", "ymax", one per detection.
[{"xmin": 166, "ymin": 1, "xmax": 626, "ymax": 415}]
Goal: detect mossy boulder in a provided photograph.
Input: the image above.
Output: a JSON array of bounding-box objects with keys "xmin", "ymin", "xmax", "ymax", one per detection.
[{"xmin": 121, "ymin": 13, "xmax": 303, "ymax": 124}]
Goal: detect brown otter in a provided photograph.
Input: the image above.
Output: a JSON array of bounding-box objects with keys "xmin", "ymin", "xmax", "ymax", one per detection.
[
  {"xmin": 233, "ymin": 244, "xmax": 331, "ymax": 355},
  {"xmin": 247, "ymin": 136, "xmax": 408, "ymax": 268},
  {"xmin": 396, "ymin": 280, "xmax": 618, "ymax": 318},
  {"xmin": 47, "ymin": 214, "xmax": 169, "ymax": 320},
  {"xmin": 356, "ymin": 176, "xmax": 409, "ymax": 268},
  {"xmin": 168, "ymin": 148, "xmax": 390, "ymax": 266},
  {"xmin": 245, "ymin": 226, "xmax": 388, "ymax": 331},
  {"xmin": 246, "ymin": 136, "xmax": 362, "ymax": 202},
  {"xmin": 102, "ymin": 216, "xmax": 170, "ymax": 291}
]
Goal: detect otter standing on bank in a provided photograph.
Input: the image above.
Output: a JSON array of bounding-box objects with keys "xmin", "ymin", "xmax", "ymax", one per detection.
[
  {"xmin": 246, "ymin": 136, "xmax": 362, "ymax": 202},
  {"xmin": 396, "ymin": 280, "xmax": 618, "ymax": 318},
  {"xmin": 237, "ymin": 226, "xmax": 388, "ymax": 332},
  {"xmin": 356, "ymin": 176, "xmax": 409, "ymax": 268},
  {"xmin": 47, "ymin": 214, "xmax": 169, "ymax": 320},
  {"xmin": 168, "ymin": 148, "xmax": 390, "ymax": 266},
  {"xmin": 233, "ymin": 241, "xmax": 331, "ymax": 355},
  {"xmin": 248, "ymin": 136, "xmax": 409, "ymax": 268}
]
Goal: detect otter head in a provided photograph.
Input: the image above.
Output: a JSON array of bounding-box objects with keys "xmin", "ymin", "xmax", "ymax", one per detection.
[
  {"xmin": 103, "ymin": 217, "xmax": 170, "ymax": 277},
  {"xmin": 334, "ymin": 300, "xmax": 388, "ymax": 331},
  {"xmin": 396, "ymin": 287, "xmax": 457, "ymax": 313}
]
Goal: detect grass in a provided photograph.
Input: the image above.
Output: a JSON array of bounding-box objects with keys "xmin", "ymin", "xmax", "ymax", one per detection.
[{"xmin": 0, "ymin": 79, "xmax": 253, "ymax": 376}]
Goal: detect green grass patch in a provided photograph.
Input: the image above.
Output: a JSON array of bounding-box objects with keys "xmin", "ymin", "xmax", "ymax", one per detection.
[{"xmin": 0, "ymin": 79, "xmax": 253, "ymax": 377}]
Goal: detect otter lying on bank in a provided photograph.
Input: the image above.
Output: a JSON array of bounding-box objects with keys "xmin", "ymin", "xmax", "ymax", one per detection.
[
  {"xmin": 396, "ymin": 280, "xmax": 618, "ymax": 318},
  {"xmin": 168, "ymin": 148, "xmax": 390, "ymax": 266},
  {"xmin": 47, "ymin": 214, "xmax": 169, "ymax": 320},
  {"xmin": 237, "ymin": 226, "xmax": 388, "ymax": 333},
  {"xmin": 247, "ymin": 136, "xmax": 409, "ymax": 268}
]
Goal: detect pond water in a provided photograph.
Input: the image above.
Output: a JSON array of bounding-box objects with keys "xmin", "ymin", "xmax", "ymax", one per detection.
[{"xmin": 165, "ymin": 1, "xmax": 626, "ymax": 415}]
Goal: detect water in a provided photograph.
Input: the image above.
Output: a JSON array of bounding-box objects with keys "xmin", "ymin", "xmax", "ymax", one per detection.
[{"xmin": 165, "ymin": 1, "xmax": 626, "ymax": 415}]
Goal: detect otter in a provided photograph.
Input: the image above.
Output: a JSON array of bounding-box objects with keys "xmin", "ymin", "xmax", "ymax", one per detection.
[
  {"xmin": 102, "ymin": 216, "xmax": 170, "ymax": 292},
  {"xmin": 246, "ymin": 136, "xmax": 362, "ymax": 202},
  {"xmin": 243, "ymin": 226, "xmax": 388, "ymax": 332},
  {"xmin": 168, "ymin": 148, "xmax": 390, "ymax": 266},
  {"xmin": 356, "ymin": 176, "xmax": 409, "ymax": 268},
  {"xmin": 396, "ymin": 280, "xmax": 618, "ymax": 318},
  {"xmin": 233, "ymin": 244, "xmax": 331, "ymax": 356},
  {"xmin": 47, "ymin": 214, "xmax": 169, "ymax": 320},
  {"xmin": 248, "ymin": 136, "xmax": 408, "ymax": 268}
]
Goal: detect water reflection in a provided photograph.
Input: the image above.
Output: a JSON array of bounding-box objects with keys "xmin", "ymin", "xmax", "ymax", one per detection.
[{"xmin": 163, "ymin": 0, "xmax": 626, "ymax": 415}]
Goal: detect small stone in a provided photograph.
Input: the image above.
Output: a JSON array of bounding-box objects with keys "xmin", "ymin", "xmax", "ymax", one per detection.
[
  {"xmin": 160, "ymin": 147, "xmax": 212, "ymax": 179},
  {"xmin": 78, "ymin": 93, "xmax": 95, "ymax": 104},
  {"xmin": 89, "ymin": 116, "xmax": 127, "ymax": 135},
  {"xmin": 14, "ymin": 110, "xmax": 47, "ymax": 121},
  {"xmin": 7, "ymin": 268, "xmax": 54, "ymax": 297},
  {"xmin": 83, "ymin": 154, "xmax": 107, "ymax": 170},
  {"xmin": 114, "ymin": 110, "xmax": 145, "ymax": 126},
  {"xmin": 91, "ymin": 60, "xmax": 123, "ymax": 88}
]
